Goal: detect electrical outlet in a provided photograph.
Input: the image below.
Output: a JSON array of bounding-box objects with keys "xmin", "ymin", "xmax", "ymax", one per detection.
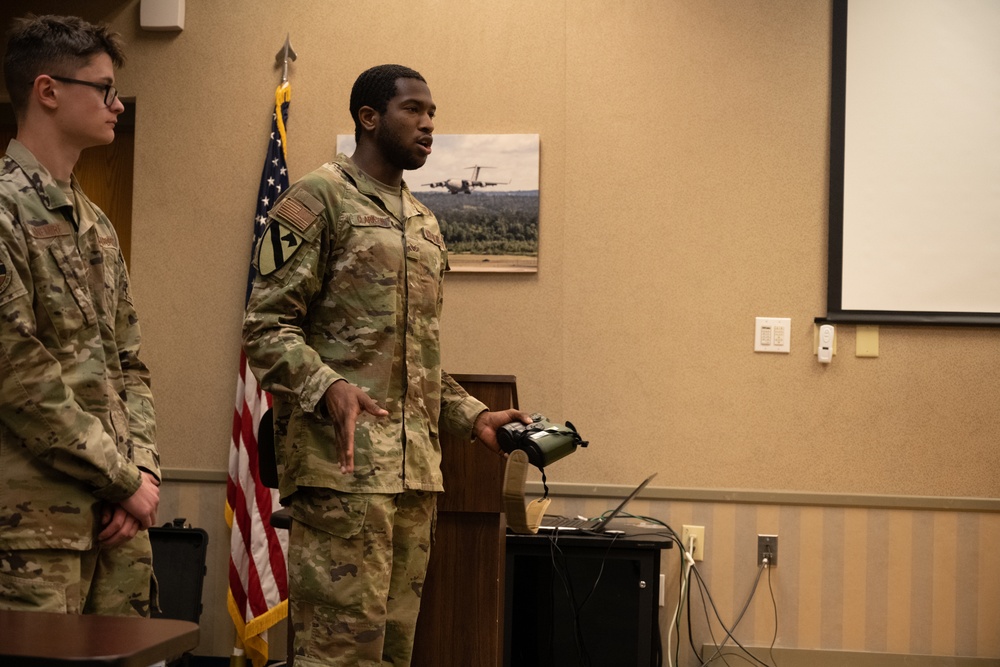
[
  {"xmin": 682, "ymin": 525, "xmax": 706, "ymax": 561},
  {"xmin": 757, "ymin": 534, "xmax": 778, "ymax": 566}
]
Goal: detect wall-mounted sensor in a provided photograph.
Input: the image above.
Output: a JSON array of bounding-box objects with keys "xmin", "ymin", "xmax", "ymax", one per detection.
[
  {"xmin": 140, "ymin": 0, "xmax": 185, "ymax": 31},
  {"xmin": 817, "ymin": 324, "xmax": 835, "ymax": 363}
]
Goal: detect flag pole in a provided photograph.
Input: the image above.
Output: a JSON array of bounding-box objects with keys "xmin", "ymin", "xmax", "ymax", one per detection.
[
  {"xmin": 228, "ymin": 636, "xmax": 246, "ymax": 667},
  {"xmin": 227, "ymin": 36, "xmax": 296, "ymax": 667},
  {"xmin": 275, "ymin": 34, "xmax": 297, "ymax": 84}
]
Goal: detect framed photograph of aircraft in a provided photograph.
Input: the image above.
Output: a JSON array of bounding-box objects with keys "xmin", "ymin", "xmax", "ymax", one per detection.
[{"xmin": 336, "ymin": 133, "xmax": 540, "ymax": 273}]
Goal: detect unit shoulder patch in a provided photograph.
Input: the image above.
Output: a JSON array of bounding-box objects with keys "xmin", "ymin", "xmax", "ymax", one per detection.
[
  {"xmin": 257, "ymin": 220, "xmax": 306, "ymax": 276},
  {"xmin": 0, "ymin": 241, "xmax": 27, "ymax": 307}
]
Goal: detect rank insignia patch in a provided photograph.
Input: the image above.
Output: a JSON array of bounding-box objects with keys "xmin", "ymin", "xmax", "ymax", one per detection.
[{"xmin": 257, "ymin": 221, "xmax": 305, "ymax": 276}]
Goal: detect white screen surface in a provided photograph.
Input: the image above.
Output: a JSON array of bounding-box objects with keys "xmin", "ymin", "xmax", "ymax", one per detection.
[{"xmin": 839, "ymin": 0, "xmax": 1000, "ymax": 315}]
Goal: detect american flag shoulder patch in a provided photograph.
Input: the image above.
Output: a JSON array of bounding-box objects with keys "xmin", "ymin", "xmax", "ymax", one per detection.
[{"xmin": 273, "ymin": 190, "xmax": 324, "ymax": 233}]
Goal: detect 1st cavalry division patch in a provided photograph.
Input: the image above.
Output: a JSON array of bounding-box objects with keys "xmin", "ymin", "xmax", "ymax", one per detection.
[
  {"xmin": 256, "ymin": 193, "xmax": 323, "ymax": 276},
  {"xmin": 257, "ymin": 220, "xmax": 304, "ymax": 276}
]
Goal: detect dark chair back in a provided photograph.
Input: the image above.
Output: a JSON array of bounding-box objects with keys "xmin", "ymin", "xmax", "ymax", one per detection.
[
  {"xmin": 257, "ymin": 408, "xmax": 279, "ymax": 489},
  {"xmin": 256, "ymin": 408, "xmax": 292, "ymax": 532}
]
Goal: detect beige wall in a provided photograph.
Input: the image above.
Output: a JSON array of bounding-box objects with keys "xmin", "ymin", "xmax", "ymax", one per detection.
[
  {"xmin": 4, "ymin": 0, "xmax": 996, "ymax": 496},
  {"xmin": 4, "ymin": 0, "xmax": 999, "ymax": 662}
]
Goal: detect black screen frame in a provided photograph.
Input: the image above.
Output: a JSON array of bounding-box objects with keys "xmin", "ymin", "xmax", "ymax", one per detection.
[{"xmin": 823, "ymin": 0, "xmax": 1000, "ymax": 328}]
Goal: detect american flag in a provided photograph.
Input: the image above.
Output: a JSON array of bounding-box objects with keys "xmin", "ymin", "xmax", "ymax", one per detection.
[{"xmin": 226, "ymin": 82, "xmax": 291, "ymax": 667}]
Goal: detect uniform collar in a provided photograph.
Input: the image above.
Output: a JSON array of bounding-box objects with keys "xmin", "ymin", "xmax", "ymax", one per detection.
[
  {"xmin": 333, "ymin": 153, "xmax": 430, "ymax": 220},
  {"xmin": 3, "ymin": 139, "xmax": 75, "ymax": 213}
]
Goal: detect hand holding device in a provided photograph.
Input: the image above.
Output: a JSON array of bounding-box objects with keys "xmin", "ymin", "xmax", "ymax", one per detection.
[{"xmin": 497, "ymin": 413, "xmax": 588, "ymax": 469}]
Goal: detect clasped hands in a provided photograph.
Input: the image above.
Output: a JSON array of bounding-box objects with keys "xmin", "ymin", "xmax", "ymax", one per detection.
[{"xmin": 98, "ymin": 470, "xmax": 160, "ymax": 547}]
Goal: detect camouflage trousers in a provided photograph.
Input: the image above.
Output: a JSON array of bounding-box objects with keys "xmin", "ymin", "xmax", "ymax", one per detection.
[
  {"xmin": 288, "ymin": 488, "xmax": 437, "ymax": 667},
  {"xmin": 0, "ymin": 530, "xmax": 155, "ymax": 616}
]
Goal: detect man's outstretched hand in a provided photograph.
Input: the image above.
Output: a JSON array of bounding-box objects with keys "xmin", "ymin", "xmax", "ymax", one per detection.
[{"xmin": 323, "ymin": 379, "xmax": 389, "ymax": 474}]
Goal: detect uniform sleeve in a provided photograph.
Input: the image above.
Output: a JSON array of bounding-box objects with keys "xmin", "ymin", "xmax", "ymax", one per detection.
[
  {"xmin": 114, "ymin": 250, "xmax": 159, "ymax": 480},
  {"xmin": 438, "ymin": 371, "xmax": 489, "ymax": 438},
  {"xmin": 0, "ymin": 216, "xmax": 141, "ymax": 502},
  {"xmin": 242, "ymin": 187, "xmax": 342, "ymax": 412}
]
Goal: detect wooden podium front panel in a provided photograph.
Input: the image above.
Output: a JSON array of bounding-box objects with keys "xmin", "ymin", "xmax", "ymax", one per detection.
[
  {"xmin": 411, "ymin": 374, "xmax": 517, "ymax": 667},
  {"xmin": 437, "ymin": 375, "xmax": 517, "ymax": 513}
]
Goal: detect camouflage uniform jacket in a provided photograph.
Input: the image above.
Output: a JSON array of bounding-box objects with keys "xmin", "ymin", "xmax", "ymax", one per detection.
[
  {"xmin": 243, "ymin": 154, "xmax": 487, "ymax": 499},
  {"xmin": 0, "ymin": 140, "xmax": 158, "ymax": 551}
]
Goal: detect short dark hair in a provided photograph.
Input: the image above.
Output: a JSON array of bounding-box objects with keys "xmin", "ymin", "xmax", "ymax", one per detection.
[
  {"xmin": 3, "ymin": 14, "xmax": 125, "ymax": 119},
  {"xmin": 349, "ymin": 64, "xmax": 426, "ymax": 141}
]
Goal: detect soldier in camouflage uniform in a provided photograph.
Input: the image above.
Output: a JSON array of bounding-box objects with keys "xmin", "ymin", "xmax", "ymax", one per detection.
[
  {"xmin": 0, "ymin": 15, "xmax": 160, "ymax": 616},
  {"xmin": 242, "ymin": 64, "xmax": 529, "ymax": 666}
]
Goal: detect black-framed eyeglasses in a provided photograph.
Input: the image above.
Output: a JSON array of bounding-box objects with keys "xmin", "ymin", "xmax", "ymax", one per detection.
[{"xmin": 48, "ymin": 76, "xmax": 119, "ymax": 107}]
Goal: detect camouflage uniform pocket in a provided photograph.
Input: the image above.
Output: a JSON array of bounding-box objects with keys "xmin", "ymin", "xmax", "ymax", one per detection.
[
  {"xmin": 84, "ymin": 531, "xmax": 155, "ymax": 617},
  {"xmin": 290, "ymin": 487, "xmax": 368, "ymax": 539},
  {"xmin": 0, "ymin": 557, "xmax": 70, "ymax": 612},
  {"xmin": 288, "ymin": 492, "xmax": 370, "ymax": 614},
  {"xmin": 32, "ymin": 242, "xmax": 97, "ymax": 343},
  {"xmin": 288, "ymin": 493, "xmax": 393, "ymax": 664},
  {"xmin": 416, "ymin": 226, "xmax": 447, "ymax": 280}
]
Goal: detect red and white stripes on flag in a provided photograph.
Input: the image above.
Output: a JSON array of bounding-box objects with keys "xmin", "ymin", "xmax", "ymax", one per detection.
[{"xmin": 226, "ymin": 82, "xmax": 292, "ymax": 667}]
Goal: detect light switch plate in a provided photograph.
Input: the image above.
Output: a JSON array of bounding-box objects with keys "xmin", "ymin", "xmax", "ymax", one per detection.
[{"xmin": 754, "ymin": 317, "xmax": 791, "ymax": 353}]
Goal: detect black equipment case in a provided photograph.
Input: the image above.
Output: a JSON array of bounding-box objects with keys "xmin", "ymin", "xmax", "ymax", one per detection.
[{"xmin": 149, "ymin": 517, "xmax": 209, "ymax": 624}]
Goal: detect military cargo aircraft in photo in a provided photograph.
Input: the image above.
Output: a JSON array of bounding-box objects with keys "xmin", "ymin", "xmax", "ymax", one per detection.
[
  {"xmin": 423, "ymin": 165, "xmax": 510, "ymax": 194},
  {"xmin": 336, "ymin": 132, "xmax": 540, "ymax": 272}
]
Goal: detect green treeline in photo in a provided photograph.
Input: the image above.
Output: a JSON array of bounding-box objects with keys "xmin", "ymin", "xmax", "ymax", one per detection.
[{"xmin": 419, "ymin": 191, "xmax": 539, "ymax": 256}]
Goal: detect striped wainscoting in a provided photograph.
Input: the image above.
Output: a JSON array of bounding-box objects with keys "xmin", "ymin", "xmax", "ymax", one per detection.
[
  {"xmin": 156, "ymin": 474, "xmax": 289, "ymax": 661},
  {"xmin": 542, "ymin": 487, "xmax": 1000, "ymax": 666},
  {"xmin": 162, "ymin": 470, "xmax": 999, "ymax": 664}
]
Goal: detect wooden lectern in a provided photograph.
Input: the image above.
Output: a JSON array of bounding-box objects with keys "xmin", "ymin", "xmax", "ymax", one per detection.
[{"xmin": 411, "ymin": 374, "xmax": 518, "ymax": 667}]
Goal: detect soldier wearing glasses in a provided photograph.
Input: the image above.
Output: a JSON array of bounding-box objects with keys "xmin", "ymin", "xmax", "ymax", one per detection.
[{"xmin": 0, "ymin": 15, "xmax": 161, "ymax": 616}]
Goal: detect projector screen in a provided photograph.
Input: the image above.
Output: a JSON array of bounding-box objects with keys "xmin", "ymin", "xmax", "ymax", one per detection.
[{"xmin": 827, "ymin": 0, "xmax": 1000, "ymax": 326}]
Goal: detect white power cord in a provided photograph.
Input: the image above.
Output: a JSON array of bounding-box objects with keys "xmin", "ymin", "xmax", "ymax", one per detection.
[{"xmin": 666, "ymin": 535, "xmax": 697, "ymax": 667}]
